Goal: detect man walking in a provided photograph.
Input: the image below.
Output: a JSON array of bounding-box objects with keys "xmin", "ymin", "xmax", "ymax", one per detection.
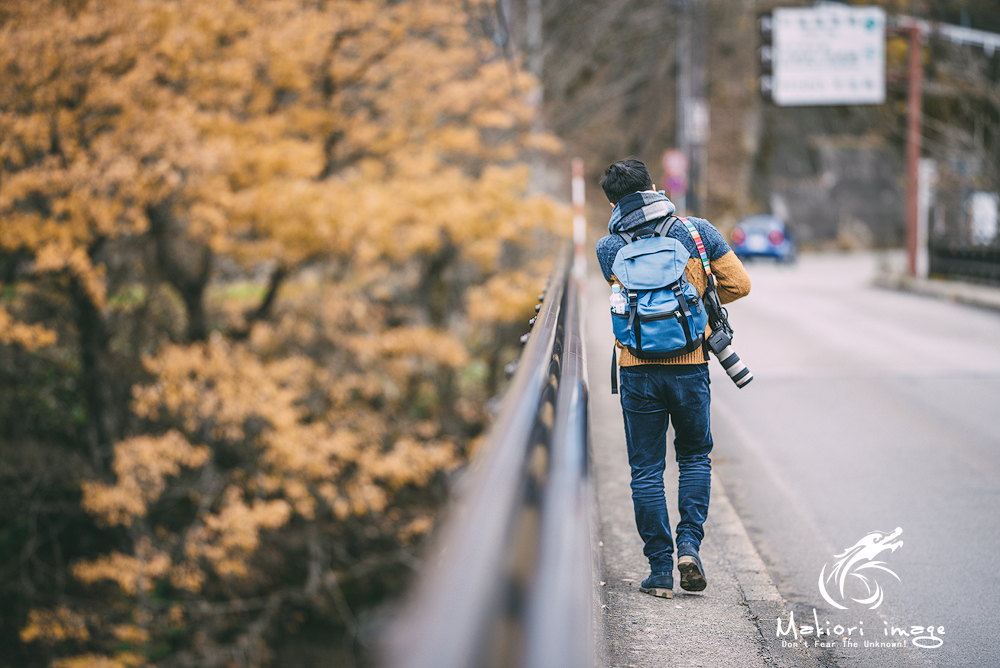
[{"xmin": 596, "ymin": 157, "xmax": 751, "ymax": 598}]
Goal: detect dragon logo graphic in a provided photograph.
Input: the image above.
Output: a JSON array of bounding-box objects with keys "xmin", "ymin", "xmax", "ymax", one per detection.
[{"xmin": 818, "ymin": 527, "xmax": 903, "ymax": 610}]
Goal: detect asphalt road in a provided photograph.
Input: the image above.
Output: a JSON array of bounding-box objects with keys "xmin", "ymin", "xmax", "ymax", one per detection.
[{"xmin": 708, "ymin": 251, "xmax": 1000, "ymax": 667}]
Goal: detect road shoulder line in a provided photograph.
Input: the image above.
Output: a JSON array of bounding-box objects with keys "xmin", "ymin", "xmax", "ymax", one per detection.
[{"xmin": 707, "ymin": 470, "xmax": 819, "ymax": 667}]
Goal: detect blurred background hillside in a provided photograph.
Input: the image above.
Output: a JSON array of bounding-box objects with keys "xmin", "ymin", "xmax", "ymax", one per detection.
[
  {"xmin": 512, "ymin": 0, "xmax": 1000, "ymax": 251},
  {"xmin": 2, "ymin": 1, "xmax": 1000, "ymax": 668}
]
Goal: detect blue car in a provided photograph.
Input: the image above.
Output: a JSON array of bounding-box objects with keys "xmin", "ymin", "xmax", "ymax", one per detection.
[{"xmin": 730, "ymin": 214, "xmax": 796, "ymax": 263}]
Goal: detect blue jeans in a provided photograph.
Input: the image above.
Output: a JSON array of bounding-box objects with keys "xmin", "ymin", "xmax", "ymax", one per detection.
[{"xmin": 619, "ymin": 363, "xmax": 713, "ymax": 572}]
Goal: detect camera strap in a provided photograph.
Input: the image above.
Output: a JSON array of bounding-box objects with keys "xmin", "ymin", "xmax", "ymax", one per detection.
[
  {"xmin": 677, "ymin": 217, "xmax": 712, "ymax": 281},
  {"xmin": 678, "ymin": 217, "xmax": 719, "ymax": 361}
]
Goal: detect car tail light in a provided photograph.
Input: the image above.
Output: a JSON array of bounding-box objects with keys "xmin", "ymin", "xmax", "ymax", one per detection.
[
  {"xmin": 768, "ymin": 229, "xmax": 785, "ymax": 245},
  {"xmin": 731, "ymin": 227, "xmax": 745, "ymax": 244}
]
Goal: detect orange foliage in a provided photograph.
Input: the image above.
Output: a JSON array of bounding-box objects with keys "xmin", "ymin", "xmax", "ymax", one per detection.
[
  {"xmin": 20, "ymin": 607, "xmax": 90, "ymax": 644},
  {"xmin": 0, "ymin": 307, "xmax": 57, "ymax": 350},
  {"xmin": 182, "ymin": 486, "xmax": 292, "ymax": 579},
  {"xmin": 3, "ymin": 0, "xmax": 568, "ymax": 664},
  {"xmin": 81, "ymin": 431, "xmax": 210, "ymax": 526},
  {"xmin": 72, "ymin": 537, "xmax": 172, "ymax": 596}
]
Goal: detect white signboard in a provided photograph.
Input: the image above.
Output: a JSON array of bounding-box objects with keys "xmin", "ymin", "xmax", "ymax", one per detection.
[
  {"xmin": 970, "ymin": 191, "xmax": 999, "ymax": 244},
  {"xmin": 772, "ymin": 5, "xmax": 885, "ymax": 106}
]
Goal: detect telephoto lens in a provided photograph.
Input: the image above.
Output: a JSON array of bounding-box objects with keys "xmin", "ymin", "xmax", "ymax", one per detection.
[
  {"xmin": 705, "ymin": 327, "xmax": 753, "ymax": 388},
  {"xmin": 714, "ymin": 344, "xmax": 753, "ymax": 388}
]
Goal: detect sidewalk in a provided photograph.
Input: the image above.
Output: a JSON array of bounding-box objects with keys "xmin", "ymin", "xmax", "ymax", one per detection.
[
  {"xmin": 871, "ymin": 248, "xmax": 1000, "ymax": 311},
  {"xmin": 873, "ymin": 270, "xmax": 1000, "ymax": 312},
  {"xmin": 585, "ymin": 273, "xmax": 814, "ymax": 668}
]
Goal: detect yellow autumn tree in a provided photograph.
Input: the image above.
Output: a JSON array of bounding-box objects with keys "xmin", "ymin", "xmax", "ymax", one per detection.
[{"xmin": 1, "ymin": 0, "xmax": 566, "ymax": 666}]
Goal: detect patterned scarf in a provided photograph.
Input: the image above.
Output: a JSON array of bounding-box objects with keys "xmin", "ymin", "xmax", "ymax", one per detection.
[{"xmin": 607, "ymin": 190, "xmax": 677, "ymax": 235}]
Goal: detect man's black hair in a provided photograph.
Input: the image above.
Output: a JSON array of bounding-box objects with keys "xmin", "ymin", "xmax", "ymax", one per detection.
[{"xmin": 600, "ymin": 157, "xmax": 653, "ymax": 205}]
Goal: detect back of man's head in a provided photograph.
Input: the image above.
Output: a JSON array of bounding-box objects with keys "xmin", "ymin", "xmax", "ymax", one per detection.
[{"xmin": 600, "ymin": 158, "xmax": 653, "ymax": 205}]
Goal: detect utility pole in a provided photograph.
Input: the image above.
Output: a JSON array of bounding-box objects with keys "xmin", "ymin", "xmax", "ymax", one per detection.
[
  {"xmin": 905, "ymin": 23, "xmax": 923, "ymax": 277},
  {"xmin": 526, "ymin": 0, "xmax": 543, "ymax": 129},
  {"xmin": 676, "ymin": 0, "xmax": 709, "ymax": 215},
  {"xmin": 691, "ymin": 0, "xmax": 709, "ymax": 215},
  {"xmin": 526, "ymin": 0, "xmax": 545, "ymax": 184},
  {"xmin": 675, "ymin": 5, "xmax": 691, "ymax": 214}
]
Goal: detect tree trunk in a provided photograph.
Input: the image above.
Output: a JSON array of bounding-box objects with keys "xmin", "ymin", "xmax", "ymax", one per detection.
[
  {"xmin": 69, "ymin": 277, "xmax": 112, "ymax": 472},
  {"xmin": 147, "ymin": 200, "xmax": 213, "ymax": 342}
]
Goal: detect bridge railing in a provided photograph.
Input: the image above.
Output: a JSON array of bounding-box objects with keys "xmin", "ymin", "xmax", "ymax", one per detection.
[
  {"xmin": 929, "ymin": 241, "xmax": 1000, "ymax": 285},
  {"xmin": 383, "ymin": 247, "xmax": 598, "ymax": 668}
]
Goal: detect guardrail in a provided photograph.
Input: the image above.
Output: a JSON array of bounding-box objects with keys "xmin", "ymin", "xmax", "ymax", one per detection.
[
  {"xmin": 384, "ymin": 248, "xmax": 598, "ymax": 668},
  {"xmin": 929, "ymin": 242, "xmax": 1000, "ymax": 285}
]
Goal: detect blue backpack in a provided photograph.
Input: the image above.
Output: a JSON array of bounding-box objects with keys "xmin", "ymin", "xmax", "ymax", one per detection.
[{"xmin": 610, "ymin": 217, "xmax": 708, "ymax": 391}]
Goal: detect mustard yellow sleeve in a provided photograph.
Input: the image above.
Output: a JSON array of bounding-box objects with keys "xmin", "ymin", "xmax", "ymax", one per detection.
[{"xmin": 711, "ymin": 250, "xmax": 751, "ymax": 304}]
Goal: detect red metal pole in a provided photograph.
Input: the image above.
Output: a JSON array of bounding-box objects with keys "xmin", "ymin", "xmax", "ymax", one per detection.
[{"xmin": 905, "ymin": 24, "xmax": 923, "ymax": 276}]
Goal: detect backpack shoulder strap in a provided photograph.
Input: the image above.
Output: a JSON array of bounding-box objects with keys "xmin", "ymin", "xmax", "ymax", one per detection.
[
  {"xmin": 617, "ymin": 215, "xmax": 677, "ymax": 245},
  {"xmin": 678, "ymin": 217, "xmax": 717, "ymax": 362},
  {"xmin": 655, "ymin": 215, "xmax": 678, "ymax": 237}
]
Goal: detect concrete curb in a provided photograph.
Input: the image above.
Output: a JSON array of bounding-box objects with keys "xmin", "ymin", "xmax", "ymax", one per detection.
[
  {"xmin": 873, "ymin": 270, "xmax": 1000, "ymax": 312},
  {"xmin": 707, "ymin": 472, "xmax": 816, "ymax": 668}
]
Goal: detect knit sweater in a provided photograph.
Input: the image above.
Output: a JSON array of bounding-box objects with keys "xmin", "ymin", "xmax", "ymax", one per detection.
[{"xmin": 595, "ymin": 192, "xmax": 751, "ymax": 366}]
